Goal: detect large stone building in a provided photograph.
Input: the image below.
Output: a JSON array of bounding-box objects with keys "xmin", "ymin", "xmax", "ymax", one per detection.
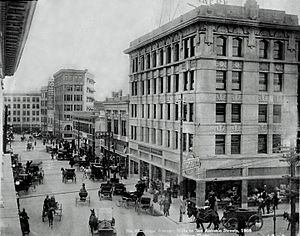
[
  {"xmin": 40, "ymin": 86, "xmax": 48, "ymax": 133},
  {"xmin": 53, "ymin": 69, "xmax": 95, "ymax": 140},
  {"xmin": 0, "ymin": 1, "xmax": 38, "ymax": 235},
  {"xmin": 125, "ymin": 0, "xmax": 300, "ymax": 207},
  {"xmin": 4, "ymin": 92, "xmax": 42, "ymax": 133}
]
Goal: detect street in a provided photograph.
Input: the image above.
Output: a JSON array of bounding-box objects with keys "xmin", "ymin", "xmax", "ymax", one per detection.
[{"xmin": 13, "ymin": 137, "xmax": 296, "ymax": 236}]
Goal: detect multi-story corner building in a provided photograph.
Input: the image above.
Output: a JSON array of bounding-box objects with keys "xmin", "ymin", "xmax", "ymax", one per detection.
[
  {"xmin": 4, "ymin": 92, "xmax": 42, "ymax": 133},
  {"xmin": 102, "ymin": 91, "xmax": 130, "ymax": 174},
  {"xmin": 94, "ymin": 101, "xmax": 106, "ymax": 157},
  {"xmin": 125, "ymin": 0, "xmax": 300, "ymax": 207},
  {"xmin": 0, "ymin": 1, "xmax": 38, "ymax": 235},
  {"xmin": 47, "ymin": 78, "xmax": 55, "ymax": 136},
  {"xmin": 40, "ymin": 86, "xmax": 48, "ymax": 134},
  {"xmin": 53, "ymin": 69, "xmax": 95, "ymax": 140}
]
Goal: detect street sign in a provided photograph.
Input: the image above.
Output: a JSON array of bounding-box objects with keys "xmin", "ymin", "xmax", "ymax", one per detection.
[{"xmin": 183, "ymin": 157, "xmax": 201, "ymax": 176}]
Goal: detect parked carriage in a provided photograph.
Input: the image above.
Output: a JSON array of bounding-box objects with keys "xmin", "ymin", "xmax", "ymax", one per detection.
[
  {"xmin": 27, "ymin": 162, "xmax": 44, "ymax": 184},
  {"xmin": 221, "ymin": 206, "xmax": 263, "ymax": 231},
  {"xmin": 15, "ymin": 173, "xmax": 32, "ymax": 192},
  {"xmin": 61, "ymin": 168, "xmax": 76, "ymax": 183},
  {"xmin": 90, "ymin": 208, "xmax": 117, "ymax": 236},
  {"xmin": 98, "ymin": 182, "xmax": 113, "ymax": 201},
  {"xmin": 135, "ymin": 196, "xmax": 154, "ymax": 215}
]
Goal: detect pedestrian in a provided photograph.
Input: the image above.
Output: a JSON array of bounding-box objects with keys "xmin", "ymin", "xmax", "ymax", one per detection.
[
  {"xmin": 51, "ymin": 151, "xmax": 54, "ymax": 160},
  {"xmin": 16, "ymin": 192, "xmax": 20, "ymax": 210},
  {"xmin": 273, "ymin": 191, "xmax": 279, "ymax": 209},
  {"xmin": 163, "ymin": 198, "xmax": 170, "ymax": 216},
  {"xmin": 34, "ymin": 140, "xmax": 36, "ymax": 146}
]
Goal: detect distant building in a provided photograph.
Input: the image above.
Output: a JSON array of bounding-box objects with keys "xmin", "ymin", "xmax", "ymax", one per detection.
[
  {"xmin": 40, "ymin": 86, "xmax": 48, "ymax": 134},
  {"xmin": 53, "ymin": 69, "xmax": 95, "ymax": 140},
  {"xmin": 46, "ymin": 78, "xmax": 55, "ymax": 135},
  {"xmin": 125, "ymin": 0, "xmax": 300, "ymax": 206},
  {"xmin": 4, "ymin": 92, "xmax": 41, "ymax": 134}
]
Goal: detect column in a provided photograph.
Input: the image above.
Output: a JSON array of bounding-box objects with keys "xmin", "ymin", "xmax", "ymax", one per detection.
[
  {"xmin": 196, "ymin": 180, "xmax": 206, "ymax": 207},
  {"xmin": 148, "ymin": 163, "xmax": 152, "ymax": 180},
  {"xmin": 241, "ymin": 168, "xmax": 248, "ymax": 208},
  {"xmin": 128, "ymin": 156, "xmax": 131, "ymax": 176},
  {"xmin": 161, "ymin": 168, "xmax": 166, "ymax": 191}
]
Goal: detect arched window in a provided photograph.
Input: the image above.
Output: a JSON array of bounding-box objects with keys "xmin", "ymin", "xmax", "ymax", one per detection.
[
  {"xmin": 64, "ymin": 125, "xmax": 72, "ymax": 131},
  {"xmin": 259, "ymin": 40, "xmax": 268, "ymax": 59},
  {"xmin": 232, "ymin": 38, "xmax": 242, "ymax": 57},
  {"xmin": 273, "ymin": 41, "xmax": 284, "ymax": 60},
  {"xmin": 152, "ymin": 51, "xmax": 157, "ymax": 67},
  {"xmin": 216, "ymin": 36, "xmax": 226, "ymax": 56}
]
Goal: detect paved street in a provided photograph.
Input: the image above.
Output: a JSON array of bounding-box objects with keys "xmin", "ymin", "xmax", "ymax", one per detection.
[{"xmin": 13, "ymin": 137, "xmax": 297, "ymax": 236}]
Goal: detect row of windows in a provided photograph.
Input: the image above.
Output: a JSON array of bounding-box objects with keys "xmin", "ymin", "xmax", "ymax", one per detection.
[
  {"xmin": 8, "ymin": 117, "xmax": 40, "ymax": 122},
  {"xmin": 131, "ymin": 38, "xmax": 286, "ymax": 73},
  {"xmin": 64, "ymin": 94, "xmax": 83, "ymax": 101},
  {"xmin": 6, "ymin": 104, "xmax": 40, "ymax": 109},
  {"xmin": 8, "ymin": 110, "xmax": 40, "ymax": 116},
  {"xmin": 216, "ymin": 104, "xmax": 281, "ymax": 123},
  {"xmin": 106, "ymin": 119, "xmax": 127, "ymax": 137},
  {"xmin": 215, "ymin": 134, "xmax": 281, "ymax": 155},
  {"xmin": 63, "ymin": 104, "xmax": 82, "ymax": 111},
  {"xmin": 4, "ymin": 97, "xmax": 40, "ymax": 102},
  {"xmin": 64, "ymin": 85, "xmax": 83, "ymax": 92}
]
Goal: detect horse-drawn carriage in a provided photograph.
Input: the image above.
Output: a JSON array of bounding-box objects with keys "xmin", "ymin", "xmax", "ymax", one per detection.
[
  {"xmin": 15, "ymin": 173, "xmax": 32, "ymax": 192},
  {"xmin": 42, "ymin": 196, "xmax": 62, "ymax": 227},
  {"xmin": 135, "ymin": 196, "xmax": 154, "ymax": 215},
  {"xmin": 57, "ymin": 149, "xmax": 72, "ymax": 160},
  {"xmin": 113, "ymin": 183, "xmax": 126, "ymax": 195},
  {"xmin": 221, "ymin": 206, "xmax": 263, "ymax": 231},
  {"xmin": 26, "ymin": 142, "xmax": 33, "ymax": 151},
  {"xmin": 116, "ymin": 191, "xmax": 138, "ymax": 208},
  {"xmin": 90, "ymin": 163, "xmax": 103, "ymax": 181},
  {"xmin": 27, "ymin": 161, "xmax": 44, "ymax": 184},
  {"xmin": 89, "ymin": 208, "xmax": 117, "ymax": 236},
  {"xmin": 61, "ymin": 168, "xmax": 76, "ymax": 183},
  {"xmin": 75, "ymin": 190, "xmax": 91, "ymax": 206},
  {"xmin": 98, "ymin": 182, "xmax": 113, "ymax": 201}
]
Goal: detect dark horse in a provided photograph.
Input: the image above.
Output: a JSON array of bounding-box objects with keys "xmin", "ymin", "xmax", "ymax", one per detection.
[
  {"xmin": 283, "ymin": 211, "xmax": 299, "ymax": 230},
  {"xmin": 89, "ymin": 209, "xmax": 98, "ymax": 234},
  {"xmin": 47, "ymin": 207, "xmax": 55, "ymax": 228},
  {"xmin": 187, "ymin": 206, "xmax": 220, "ymax": 232}
]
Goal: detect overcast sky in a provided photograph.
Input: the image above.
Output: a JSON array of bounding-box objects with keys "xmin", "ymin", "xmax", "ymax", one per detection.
[{"xmin": 3, "ymin": 0, "xmax": 300, "ymax": 101}]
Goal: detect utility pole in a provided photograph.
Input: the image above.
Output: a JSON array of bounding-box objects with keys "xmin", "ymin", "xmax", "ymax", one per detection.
[
  {"xmin": 3, "ymin": 105, "xmax": 8, "ymax": 153},
  {"xmin": 179, "ymin": 93, "xmax": 183, "ymax": 222},
  {"xmin": 92, "ymin": 117, "xmax": 96, "ymax": 161},
  {"xmin": 77, "ymin": 119, "xmax": 80, "ymax": 151},
  {"xmin": 281, "ymin": 147, "xmax": 299, "ymax": 236}
]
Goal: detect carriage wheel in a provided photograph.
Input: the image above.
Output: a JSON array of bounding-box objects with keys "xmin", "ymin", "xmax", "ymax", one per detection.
[
  {"xmin": 247, "ymin": 214, "xmax": 263, "ymax": 231},
  {"xmin": 224, "ymin": 218, "xmax": 238, "ymax": 230}
]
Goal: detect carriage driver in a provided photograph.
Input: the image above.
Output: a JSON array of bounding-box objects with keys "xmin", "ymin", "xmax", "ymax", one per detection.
[
  {"xmin": 79, "ymin": 183, "xmax": 88, "ymax": 200},
  {"xmin": 43, "ymin": 195, "xmax": 50, "ymax": 211}
]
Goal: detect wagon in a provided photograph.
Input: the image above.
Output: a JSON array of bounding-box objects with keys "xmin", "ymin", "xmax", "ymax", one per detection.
[
  {"xmin": 135, "ymin": 196, "xmax": 154, "ymax": 215},
  {"xmin": 62, "ymin": 168, "xmax": 76, "ymax": 183},
  {"xmin": 221, "ymin": 207, "xmax": 263, "ymax": 231},
  {"xmin": 98, "ymin": 182, "xmax": 113, "ymax": 201},
  {"xmin": 91, "ymin": 208, "xmax": 117, "ymax": 236}
]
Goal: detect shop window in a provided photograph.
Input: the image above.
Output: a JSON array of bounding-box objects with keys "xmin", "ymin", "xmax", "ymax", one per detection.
[
  {"xmin": 232, "ymin": 71, "xmax": 241, "ymax": 90},
  {"xmin": 272, "ymin": 134, "xmax": 281, "ymax": 153},
  {"xmin": 216, "ymin": 36, "xmax": 226, "ymax": 56},
  {"xmin": 258, "ymin": 104, "xmax": 267, "ymax": 123},
  {"xmin": 259, "ymin": 73, "xmax": 268, "ymax": 91},
  {"xmin": 232, "ymin": 38, "xmax": 242, "ymax": 57},
  {"xmin": 216, "ymin": 104, "xmax": 226, "ymax": 123},
  {"xmin": 258, "ymin": 135, "xmax": 267, "ymax": 153},
  {"xmin": 231, "ymin": 104, "xmax": 241, "ymax": 123},
  {"xmin": 216, "ymin": 71, "xmax": 226, "ymax": 90},
  {"xmin": 273, "ymin": 105, "xmax": 281, "ymax": 123},
  {"xmin": 231, "ymin": 135, "xmax": 241, "ymax": 154},
  {"xmin": 216, "ymin": 135, "xmax": 225, "ymax": 154},
  {"xmin": 273, "ymin": 74, "xmax": 282, "ymax": 92},
  {"xmin": 259, "ymin": 40, "xmax": 269, "ymax": 59}
]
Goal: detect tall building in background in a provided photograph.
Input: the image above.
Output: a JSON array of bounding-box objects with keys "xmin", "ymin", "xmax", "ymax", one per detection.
[
  {"xmin": 46, "ymin": 78, "xmax": 54, "ymax": 136},
  {"xmin": 40, "ymin": 86, "xmax": 48, "ymax": 134},
  {"xmin": 53, "ymin": 69, "xmax": 95, "ymax": 140},
  {"xmin": 125, "ymin": 0, "xmax": 300, "ymax": 206},
  {"xmin": 4, "ymin": 92, "xmax": 41, "ymax": 133}
]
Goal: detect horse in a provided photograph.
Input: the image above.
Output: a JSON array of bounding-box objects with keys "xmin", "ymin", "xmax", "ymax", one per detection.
[
  {"xmin": 89, "ymin": 209, "xmax": 98, "ymax": 234},
  {"xmin": 283, "ymin": 211, "xmax": 299, "ymax": 230},
  {"xmin": 47, "ymin": 207, "xmax": 55, "ymax": 228},
  {"xmin": 187, "ymin": 205, "xmax": 220, "ymax": 232}
]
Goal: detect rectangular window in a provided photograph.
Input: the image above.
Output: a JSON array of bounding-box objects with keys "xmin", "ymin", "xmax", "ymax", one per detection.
[
  {"xmin": 140, "ymin": 55, "xmax": 144, "ymax": 70},
  {"xmin": 74, "ymin": 95, "xmax": 82, "ymax": 101},
  {"xmin": 146, "ymin": 128, "xmax": 149, "ymax": 143},
  {"xmin": 272, "ymin": 134, "xmax": 281, "ymax": 153},
  {"xmin": 273, "ymin": 105, "xmax": 281, "ymax": 123},
  {"xmin": 183, "ymin": 103, "xmax": 187, "ymax": 121},
  {"xmin": 259, "ymin": 73, "xmax": 268, "ymax": 91},
  {"xmin": 189, "ymin": 103, "xmax": 194, "ymax": 122},
  {"xmin": 174, "ymin": 131, "xmax": 179, "ymax": 149},
  {"xmin": 107, "ymin": 119, "xmax": 112, "ymax": 133},
  {"xmin": 146, "ymin": 54, "xmax": 150, "ymax": 69},
  {"xmin": 273, "ymin": 41, "xmax": 283, "ymax": 60},
  {"xmin": 147, "ymin": 79, "xmax": 151, "ymax": 95},
  {"xmin": 183, "ymin": 133, "xmax": 187, "ymax": 151},
  {"xmin": 184, "ymin": 39, "xmax": 189, "ymax": 59},
  {"xmin": 159, "ymin": 49, "xmax": 164, "ymax": 66},
  {"xmin": 160, "ymin": 77, "xmax": 164, "ymax": 93},
  {"xmin": 258, "ymin": 134, "xmax": 267, "ymax": 153},
  {"xmin": 158, "ymin": 129, "xmax": 163, "ymax": 145},
  {"xmin": 167, "ymin": 131, "xmax": 170, "ymax": 147},
  {"xmin": 160, "ymin": 104, "xmax": 163, "ymax": 119},
  {"xmin": 153, "ymin": 78, "xmax": 157, "ymax": 94},
  {"xmin": 231, "ymin": 104, "xmax": 241, "ymax": 123},
  {"xmin": 74, "ymin": 85, "xmax": 83, "ymax": 91},
  {"xmin": 142, "ymin": 104, "xmax": 145, "ymax": 118},
  {"xmin": 216, "ymin": 71, "xmax": 226, "ymax": 90},
  {"xmin": 190, "ymin": 36, "xmax": 195, "ymax": 57},
  {"xmin": 153, "ymin": 104, "xmax": 157, "ymax": 119},
  {"xmin": 147, "ymin": 104, "xmax": 150, "ymax": 119},
  {"xmin": 167, "ymin": 76, "xmax": 171, "ymax": 93},
  {"xmin": 114, "ymin": 119, "xmax": 119, "ymax": 134},
  {"xmin": 174, "ymin": 43, "xmax": 179, "ymax": 62},
  {"xmin": 121, "ymin": 120, "xmax": 127, "ymax": 136},
  {"xmin": 231, "ymin": 135, "xmax": 241, "ymax": 154},
  {"xmin": 258, "ymin": 104, "xmax": 267, "ymax": 123},
  {"xmin": 175, "ymin": 104, "xmax": 179, "ymax": 121},
  {"xmin": 183, "ymin": 72, "xmax": 188, "ymax": 91},
  {"xmin": 152, "ymin": 51, "xmax": 157, "ymax": 67},
  {"xmin": 216, "ymin": 104, "xmax": 226, "ymax": 123},
  {"xmin": 190, "ymin": 71, "xmax": 194, "ymax": 90},
  {"xmin": 188, "ymin": 134, "xmax": 193, "ymax": 151},
  {"xmin": 166, "ymin": 46, "xmax": 171, "ymax": 64},
  {"xmin": 167, "ymin": 104, "xmax": 171, "ymax": 120},
  {"xmin": 141, "ymin": 127, "xmax": 144, "ymax": 141},
  {"xmin": 273, "ymin": 74, "xmax": 282, "ymax": 92},
  {"xmin": 216, "ymin": 135, "xmax": 225, "ymax": 154},
  {"xmin": 141, "ymin": 81, "xmax": 145, "ymax": 95},
  {"xmin": 175, "ymin": 74, "xmax": 179, "ymax": 92},
  {"xmin": 232, "ymin": 71, "xmax": 241, "ymax": 90},
  {"xmin": 152, "ymin": 128, "xmax": 156, "ymax": 144}
]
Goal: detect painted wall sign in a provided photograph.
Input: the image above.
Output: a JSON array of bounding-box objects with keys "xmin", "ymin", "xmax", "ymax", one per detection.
[{"xmin": 198, "ymin": 0, "xmax": 227, "ymax": 5}]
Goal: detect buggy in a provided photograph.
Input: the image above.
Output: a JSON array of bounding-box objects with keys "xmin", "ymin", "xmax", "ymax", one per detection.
[
  {"xmin": 90, "ymin": 163, "xmax": 103, "ymax": 181},
  {"xmin": 62, "ymin": 168, "xmax": 76, "ymax": 183},
  {"xmin": 98, "ymin": 182, "xmax": 113, "ymax": 201},
  {"xmin": 27, "ymin": 162, "xmax": 44, "ymax": 184},
  {"xmin": 221, "ymin": 206, "xmax": 263, "ymax": 231},
  {"xmin": 15, "ymin": 173, "xmax": 32, "ymax": 192},
  {"xmin": 42, "ymin": 197, "xmax": 62, "ymax": 222},
  {"xmin": 90, "ymin": 208, "xmax": 117, "ymax": 236},
  {"xmin": 75, "ymin": 191, "xmax": 91, "ymax": 206},
  {"xmin": 116, "ymin": 191, "xmax": 138, "ymax": 209},
  {"xmin": 113, "ymin": 183, "xmax": 126, "ymax": 195},
  {"xmin": 57, "ymin": 150, "xmax": 68, "ymax": 160},
  {"xmin": 135, "ymin": 196, "xmax": 154, "ymax": 215}
]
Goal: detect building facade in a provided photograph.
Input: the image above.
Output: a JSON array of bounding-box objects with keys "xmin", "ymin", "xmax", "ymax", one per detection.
[
  {"xmin": 46, "ymin": 78, "xmax": 55, "ymax": 136},
  {"xmin": 125, "ymin": 0, "xmax": 300, "ymax": 206},
  {"xmin": 53, "ymin": 69, "xmax": 95, "ymax": 140},
  {"xmin": 40, "ymin": 86, "xmax": 47, "ymax": 134},
  {"xmin": 4, "ymin": 92, "xmax": 42, "ymax": 133},
  {"xmin": 102, "ymin": 91, "xmax": 130, "ymax": 174}
]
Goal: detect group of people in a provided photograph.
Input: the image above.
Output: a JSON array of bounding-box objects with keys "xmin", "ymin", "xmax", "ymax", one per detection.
[{"xmin": 257, "ymin": 186, "xmax": 279, "ymax": 214}]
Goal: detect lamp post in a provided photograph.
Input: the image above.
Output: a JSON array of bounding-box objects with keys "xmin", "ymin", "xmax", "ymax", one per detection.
[{"xmin": 77, "ymin": 118, "xmax": 80, "ymax": 152}]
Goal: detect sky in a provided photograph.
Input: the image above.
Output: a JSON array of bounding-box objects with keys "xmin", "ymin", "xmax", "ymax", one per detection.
[{"xmin": 3, "ymin": 0, "xmax": 300, "ymax": 101}]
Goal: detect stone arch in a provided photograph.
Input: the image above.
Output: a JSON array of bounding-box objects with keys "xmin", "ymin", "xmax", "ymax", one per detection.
[{"xmin": 64, "ymin": 125, "xmax": 72, "ymax": 131}]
